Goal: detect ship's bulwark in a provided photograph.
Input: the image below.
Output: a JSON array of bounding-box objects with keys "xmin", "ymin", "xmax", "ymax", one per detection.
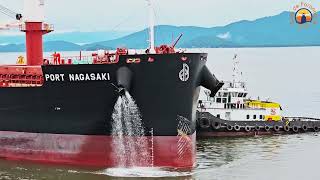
[{"xmin": 0, "ymin": 53, "xmax": 220, "ymax": 168}]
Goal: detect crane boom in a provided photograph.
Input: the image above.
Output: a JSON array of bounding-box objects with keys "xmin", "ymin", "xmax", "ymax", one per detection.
[{"xmin": 0, "ymin": 4, "xmax": 22, "ymax": 20}]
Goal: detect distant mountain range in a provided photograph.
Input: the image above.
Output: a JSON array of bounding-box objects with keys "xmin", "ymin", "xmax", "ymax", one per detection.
[
  {"xmin": 0, "ymin": 31, "xmax": 129, "ymax": 45},
  {"xmin": 0, "ymin": 11, "xmax": 319, "ymax": 52}
]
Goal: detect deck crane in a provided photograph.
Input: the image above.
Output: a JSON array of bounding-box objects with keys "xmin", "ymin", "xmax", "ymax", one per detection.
[
  {"xmin": 0, "ymin": 0, "xmax": 53, "ymax": 66},
  {"xmin": 0, "ymin": 4, "xmax": 23, "ymax": 29},
  {"xmin": 0, "ymin": 4, "xmax": 22, "ymax": 20}
]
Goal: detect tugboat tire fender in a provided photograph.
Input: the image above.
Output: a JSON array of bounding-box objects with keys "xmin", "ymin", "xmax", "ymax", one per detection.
[
  {"xmin": 274, "ymin": 125, "xmax": 280, "ymax": 132},
  {"xmin": 284, "ymin": 125, "xmax": 291, "ymax": 132},
  {"xmin": 313, "ymin": 126, "xmax": 319, "ymax": 132},
  {"xmin": 234, "ymin": 125, "xmax": 241, "ymax": 131},
  {"xmin": 244, "ymin": 126, "xmax": 251, "ymax": 132},
  {"xmin": 292, "ymin": 126, "xmax": 299, "ymax": 133},
  {"xmin": 199, "ymin": 118, "xmax": 211, "ymax": 129},
  {"xmin": 255, "ymin": 126, "xmax": 261, "ymax": 131},
  {"xmin": 264, "ymin": 125, "xmax": 271, "ymax": 131},
  {"xmin": 211, "ymin": 121, "xmax": 221, "ymax": 130},
  {"xmin": 227, "ymin": 124, "xmax": 233, "ymax": 131},
  {"xmin": 302, "ymin": 125, "xmax": 308, "ymax": 131}
]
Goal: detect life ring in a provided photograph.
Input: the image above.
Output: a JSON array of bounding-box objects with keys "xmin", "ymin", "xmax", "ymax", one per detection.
[
  {"xmin": 302, "ymin": 125, "xmax": 308, "ymax": 131},
  {"xmin": 226, "ymin": 125, "xmax": 233, "ymax": 131},
  {"xmin": 292, "ymin": 126, "xmax": 299, "ymax": 133},
  {"xmin": 234, "ymin": 125, "xmax": 241, "ymax": 131},
  {"xmin": 244, "ymin": 126, "xmax": 251, "ymax": 132},
  {"xmin": 284, "ymin": 125, "xmax": 290, "ymax": 132},
  {"xmin": 198, "ymin": 118, "xmax": 210, "ymax": 129},
  {"xmin": 264, "ymin": 125, "xmax": 271, "ymax": 131},
  {"xmin": 273, "ymin": 125, "xmax": 280, "ymax": 132},
  {"xmin": 211, "ymin": 121, "xmax": 221, "ymax": 130},
  {"xmin": 313, "ymin": 126, "xmax": 319, "ymax": 132}
]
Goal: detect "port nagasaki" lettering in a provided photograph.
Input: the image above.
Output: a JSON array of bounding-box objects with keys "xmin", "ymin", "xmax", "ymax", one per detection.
[{"xmin": 45, "ymin": 73, "xmax": 110, "ymax": 82}]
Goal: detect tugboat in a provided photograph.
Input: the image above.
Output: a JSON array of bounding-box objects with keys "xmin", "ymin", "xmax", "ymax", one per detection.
[
  {"xmin": 0, "ymin": 0, "xmax": 223, "ymax": 169},
  {"xmin": 197, "ymin": 54, "xmax": 320, "ymax": 137}
]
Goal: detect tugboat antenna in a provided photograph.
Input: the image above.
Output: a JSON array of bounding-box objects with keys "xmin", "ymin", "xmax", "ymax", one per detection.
[{"xmin": 147, "ymin": 0, "xmax": 155, "ymax": 53}]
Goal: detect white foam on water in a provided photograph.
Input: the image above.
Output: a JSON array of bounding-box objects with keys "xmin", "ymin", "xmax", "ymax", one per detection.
[{"xmin": 101, "ymin": 167, "xmax": 193, "ymax": 178}]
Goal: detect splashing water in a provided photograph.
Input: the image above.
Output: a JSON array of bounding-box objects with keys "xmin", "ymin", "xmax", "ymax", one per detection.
[{"xmin": 111, "ymin": 91, "xmax": 151, "ymax": 167}]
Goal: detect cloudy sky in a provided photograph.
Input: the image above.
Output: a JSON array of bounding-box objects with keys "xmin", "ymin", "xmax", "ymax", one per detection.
[{"xmin": 0, "ymin": 0, "xmax": 319, "ymax": 33}]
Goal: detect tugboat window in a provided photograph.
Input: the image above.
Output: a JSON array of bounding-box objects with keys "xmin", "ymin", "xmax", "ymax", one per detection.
[
  {"xmin": 246, "ymin": 115, "xmax": 250, "ymax": 119},
  {"xmin": 217, "ymin": 114, "xmax": 220, "ymax": 118},
  {"xmin": 222, "ymin": 98, "xmax": 227, "ymax": 103},
  {"xmin": 217, "ymin": 98, "xmax": 221, "ymax": 103},
  {"xmin": 253, "ymin": 115, "xmax": 257, "ymax": 119}
]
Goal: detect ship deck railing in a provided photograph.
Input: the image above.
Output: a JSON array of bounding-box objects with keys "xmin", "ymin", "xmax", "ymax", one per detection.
[
  {"xmin": 284, "ymin": 117, "xmax": 320, "ymax": 122},
  {"xmin": 43, "ymin": 55, "xmax": 122, "ymax": 65}
]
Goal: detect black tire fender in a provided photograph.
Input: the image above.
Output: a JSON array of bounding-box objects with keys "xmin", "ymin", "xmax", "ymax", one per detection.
[
  {"xmin": 244, "ymin": 126, "xmax": 251, "ymax": 132},
  {"xmin": 199, "ymin": 118, "xmax": 211, "ymax": 129},
  {"xmin": 273, "ymin": 125, "xmax": 280, "ymax": 132},
  {"xmin": 292, "ymin": 125, "xmax": 299, "ymax": 133},
  {"xmin": 265, "ymin": 125, "xmax": 271, "ymax": 131},
  {"xmin": 234, "ymin": 125, "xmax": 241, "ymax": 131},
  {"xmin": 211, "ymin": 121, "xmax": 221, "ymax": 130},
  {"xmin": 227, "ymin": 124, "xmax": 233, "ymax": 131}
]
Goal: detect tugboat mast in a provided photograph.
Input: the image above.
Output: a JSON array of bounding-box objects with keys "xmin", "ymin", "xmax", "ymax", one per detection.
[
  {"xmin": 147, "ymin": 0, "xmax": 155, "ymax": 53},
  {"xmin": 232, "ymin": 54, "xmax": 242, "ymax": 88}
]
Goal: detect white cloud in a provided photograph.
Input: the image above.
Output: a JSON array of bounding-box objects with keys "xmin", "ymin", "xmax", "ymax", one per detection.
[{"xmin": 217, "ymin": 32, "xmax": 231, "ymax": 40}]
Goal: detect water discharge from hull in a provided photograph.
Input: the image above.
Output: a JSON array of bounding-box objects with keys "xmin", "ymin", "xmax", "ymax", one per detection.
[{"xmin": 111, "ymin": 91, "xmax": 151, "ymax": 167}]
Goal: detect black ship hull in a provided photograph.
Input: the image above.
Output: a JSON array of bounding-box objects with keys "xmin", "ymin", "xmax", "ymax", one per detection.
[{"xmin": 0, "ymin": 53, "xmax": 221, "ymax": 168}]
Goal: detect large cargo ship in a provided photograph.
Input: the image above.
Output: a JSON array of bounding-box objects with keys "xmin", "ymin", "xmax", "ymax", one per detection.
[{"xmin": 0, "ymin": 0, "xmax": 222, "ymax": 168}]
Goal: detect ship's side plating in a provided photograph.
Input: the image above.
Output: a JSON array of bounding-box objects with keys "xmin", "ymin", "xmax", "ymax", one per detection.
[{"xmin": 0, "ymin": 53, "xmax": 222, "ymax": 168}]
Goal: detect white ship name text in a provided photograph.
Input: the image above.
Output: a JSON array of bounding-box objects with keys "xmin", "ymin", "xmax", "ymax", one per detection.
[{"xmin": 45, "ymin": 73, "xmax": 111, "ymax": 82}]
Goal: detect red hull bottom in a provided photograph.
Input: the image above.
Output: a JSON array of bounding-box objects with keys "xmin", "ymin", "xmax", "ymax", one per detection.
[{"xmin": 0, "ymin": 131, "xmax": 196, "ymax": 169}]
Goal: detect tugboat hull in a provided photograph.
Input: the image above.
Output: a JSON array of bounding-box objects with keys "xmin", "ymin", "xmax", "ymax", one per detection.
[{"xmin": 197, "ymin": 112, "xmax": 320, "ymax": 138}]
